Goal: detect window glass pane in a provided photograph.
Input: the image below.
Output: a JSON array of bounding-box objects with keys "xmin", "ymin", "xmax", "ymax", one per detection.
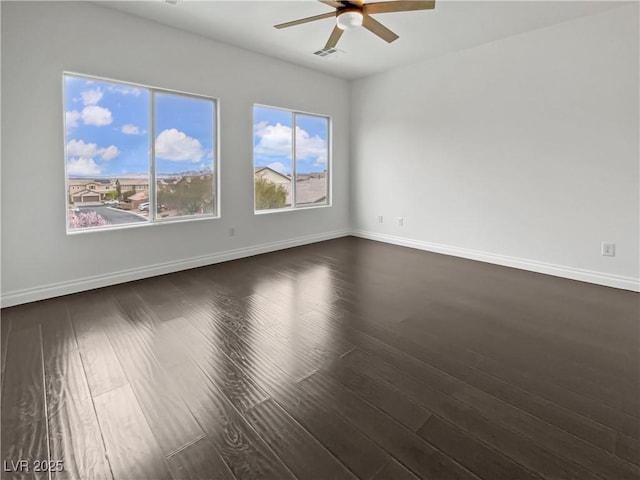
[
  {"xmin": 254, "ymin": 106, "xmax": 292, "ymax": 210},
  {"xmin": 295, "ymin": 114, "xmax": 329, "ymax": 206},
  {"xmin": 65, "ymin": 74, "xmax": 150, "ymax": 230},
  {"xmin": 154, "ymin": 93, "xmax": 215, "ymax": 219}
]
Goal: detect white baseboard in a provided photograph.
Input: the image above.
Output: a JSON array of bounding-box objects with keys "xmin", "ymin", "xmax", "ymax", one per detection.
[
  {"xmin": 352, "ymin": 230, "xmax": 640, "ymax": 293},
  {"xmin": 3, "ymin": 228, "xmax": 637, "ymax": 307},
  {"xmin": 1, "ymin": 229, "xmax": 351, "ymax": 308}
]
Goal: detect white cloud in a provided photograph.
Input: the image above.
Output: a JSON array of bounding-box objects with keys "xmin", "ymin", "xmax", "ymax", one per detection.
[
  {"xmin": 100, "ymin": 145, "xmax": 119, "ymax": 161},
  {"xmin": 81, "ymin": 88, "xmax": 103, "ymax": 106},
  {"xmin": 121, "ymin": 124, "xmax": 145, "ymax": 135},
  {"xmin": 81, "ymin": 105, "xmax": 113, "ymax": 126},
  {"xmin": 295, "ymin": 126, "xmax": 328, "ymax": 166},
  {"xmin": 67, "ymin": 157, "xmax": 102, "ymax": 176},
  {"xmin": 67, "ymin": 139, "xmax": 119, "ymax": 161},
  {"xmin": 66, "ymin": 110, "xmax": 81, "ymax": 129},
  {"xmin": 254, "ymin": 121, "xmax": 327, "ymax": 165},
  {"xmin": 254, "ymin": 122, "xmax": 292, "ymax": 158},
  {"xmin": 109, "ymin": 85, "xmax": 142, "ymax": 96},
  {"xmin": 155, "ymin": 129, "xmax": 204, "ymax": 162},
  {"xmin": 67, "ymin": 139, "xmax": 99, "ymax": 158},
  {"xmin": 266, "ymin": 162, "xmax": 288, "ymax": 175}
]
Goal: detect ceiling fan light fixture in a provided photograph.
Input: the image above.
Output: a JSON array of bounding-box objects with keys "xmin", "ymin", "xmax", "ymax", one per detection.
[{"xmin": 336, "ymin": 9, "xmax": 363, "ymax": 31}]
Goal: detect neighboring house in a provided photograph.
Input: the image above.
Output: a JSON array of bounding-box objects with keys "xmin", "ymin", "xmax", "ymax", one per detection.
[
  {"xmin": 254, "ymin": 167, "xmax": 326, "ymax": 206},
  {"xmin": 172, "ymin": 173, "xmax": 214, "ymax": 186},
  {"xmin": 127, "ymin": 191, "xmax": 149, "ymax": 210},
  {"xmin": 117, "ymin": 177, "xmax": 150, "ymax": 194},
  {"xmin": 255, "ymin": 166, "xmax": 292, "ymax": 205},
  {"xmin": 255, "ymin": 167, "xmax": 290, "ymax": 187},
  {"xmin": 295, "ymin": 173, "xmax": 327, "ymax": 205},
  {"xmin": 68, "ymin": 179, "xmax": 116, "ymax": 204}
]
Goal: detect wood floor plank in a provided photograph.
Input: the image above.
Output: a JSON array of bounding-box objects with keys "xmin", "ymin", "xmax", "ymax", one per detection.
[
  {"xmin": 5, "ymin": 303, "xmax": 44, "ymax": 333},
  {"xmin": 418, "ymin": 415, "xmax": 542, "ymax": 480},
  {"xmin": 173, "ymin": 315, "xmax": 390, "ymax": 480},
  {"xmin": 266, "ymin": 380, "xmax": 391, "ymax": 480},
  {"xmin": 184, "ymin": 289, "xmax": 353, "ymax": 383},
  {"xmin": 475, "ymin": 353, "xmax": 640, "ymax": 439},
  {"xmin": 183, "ymin": 308, "xmax": 391, "ymax": 479},
  {"xmin": 330, "ymin": 307, "xmax": 622, "ymax": 451},
  {"xmin": 1, "ymin": 325, "xmax": 46, "ymax": 424},
  {"xmin": 1, "ymin": 311, "xmax": 11, "ymax": 390},
  {"xmin": 74, "ymin": 330, "xmax": 127, "ymax": 398},
  {"xmin": 166, "ymin": 436, "xmax": 236, "ymax": 480},
  {"xmin": 38, "ymin": 300, "xmax": 76, "ymax": 359},
  {"xmin": 163, "ymin": 316, "xmax": 269, "ymax": 413},
  {"xmin": 616, "ymin": 433, "xmax": 640, "ymax": 466},
  {"xmin": 300, "ymin": 370, "xmax": 480, "ymax": 480},
  {"xmin": 41, "ymin": 312, "xmax": 111, "ymax": 480},
  {"xmin": 1, "ymin": 326, "xmax": 48, "ymax": 480},
  {"xmin": 133, "ymin": 276, "xmax": 185, "ymax": 309},
  {"xmin": 322, "ymin": 355, "xmax": 431, "ymax": 431},
  {"xmin": 244, "ymin": 398, "xmax": 357, "ymax": 480},
  {"xmin": 68, "ymin": 293, "xmax": 129, "ymax": 398},
  {"xmin": 452, "ymin": 381, "xmax": 640, "ymax": 480},
  {"xmin": 167, "ymin": 361, "xmax": 297, "ymax": 480},
  {"xmin": 246, "ymin": 292, "xmax": 355, "ymax": 358},
  {"xmin": 372, "ymin": 459, "xmax": 420, "ymax": 480},
  {"xmin": 105, "ymin": 313, "xmax": 205, "ymax": 457},
  {"xmin": 185, "ymin": 297, "xmax": 341, "ymax": 383},
  {"xmin": 341, "ymin": 347, "xmax": 639, "ymax": 480},
  {"xmin": 398, "ymin": 313, "xmax": 637, "ymax": 410},
  {"xmin": 340, "ymin": 348, "xmax": 604, "ymax": 480},
  {"xmin": 455, "ymin": 364, "xmax": 619, "ymax": 452},
  {"xmin": 93, "ymin": 384, "xmax": 172, "ymax": 480}
]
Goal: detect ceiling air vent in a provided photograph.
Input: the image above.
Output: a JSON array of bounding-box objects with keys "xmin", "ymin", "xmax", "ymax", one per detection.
[{"xmin": 313, "ymin": 48, "xmax": 343, "ymax": 58}]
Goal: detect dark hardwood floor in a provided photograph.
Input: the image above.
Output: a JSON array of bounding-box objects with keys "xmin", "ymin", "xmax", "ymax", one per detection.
[{"xmin": 1, "ymin": 236, "xmax": 638, "ymax": 479}]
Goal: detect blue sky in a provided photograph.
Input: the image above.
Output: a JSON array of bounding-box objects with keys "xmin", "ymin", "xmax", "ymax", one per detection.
[
  {"xmin": 254, "ymin": 106, "xmax": 328, "ymax": 176},
  {"xmin": 64, "ymin": 75, "xmax": 215, "ymax": 177}
]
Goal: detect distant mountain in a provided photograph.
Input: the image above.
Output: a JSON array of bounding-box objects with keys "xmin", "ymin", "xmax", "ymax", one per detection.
[{"xmin": 69, "ymin": 166, "xmax": 213, "ymax": 181}]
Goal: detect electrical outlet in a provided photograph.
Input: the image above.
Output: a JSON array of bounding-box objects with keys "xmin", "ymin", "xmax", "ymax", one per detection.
[
  {"xmin": 601, "ymin": 242, "xmax": 615, "ymax": 257},
  {"xmin": 398, "ymin": 217, "xmax": 404, "ymax": 227},
  {"xmin": 229, "ymin": 227, "xmax": 235, "ymax": 237},
  {"xmin": 377, "ymin": 215, "xmax": 383, "ymax": 223}
]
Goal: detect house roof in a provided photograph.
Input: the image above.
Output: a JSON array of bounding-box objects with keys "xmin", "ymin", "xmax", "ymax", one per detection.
[
  {"xmin": 117, "ymin": 177, "xmax": 150, "ymax": 185},
  {"xmin": 293, "ymin": 175, "xmax": 327, "ymax": 205},
  {"xmin": 69, "ymin": 179, "xmax": 100, "ymax": 187},
  {"xmin": 255, "ymin": 166, "xmax": 291, "ymax": 181},
  {"xmin": 128, "ymin": 191, "xmax": 149, "ymax": 201},
  {"xmin": 71, "ymin": 189, "xmax": 101, "ymax": 197}
]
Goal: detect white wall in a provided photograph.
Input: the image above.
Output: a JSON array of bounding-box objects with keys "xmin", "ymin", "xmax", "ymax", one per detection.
[
  {"xmin": 351, "ymin": 4, "xmax": 639, "ymax": 291},
  {"xmin": 3, "ymin": 2, "xmax": 638, "ymax": 307},
  {"xmin": 1, "ymin": 1, "xmax": 351, "ymax": 306}
]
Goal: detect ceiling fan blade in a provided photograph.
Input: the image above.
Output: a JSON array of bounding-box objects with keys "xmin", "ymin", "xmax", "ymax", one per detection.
[
  {"xmin": 362, "ymin": 14, "xmax": 399, "ymax": 43},
  {"xmin": 324, "ymin": 25, "xmax": 344, "ymax": 49},
  {"xmin": 364, "ymin": 0, "xmax": 435, "ymax": 15},
  {"xmin": 275, "ymin": 11, "xmax": 335, "ymax": 29},
  {"xmin": 319, "ymin": 0, "xmax": 344, "ymax": 8}
]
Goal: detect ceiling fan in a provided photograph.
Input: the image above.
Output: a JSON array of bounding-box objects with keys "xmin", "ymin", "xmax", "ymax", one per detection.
[{"xmin": 275, "ymin": 0, "xmax": 435, "ymax": 50}]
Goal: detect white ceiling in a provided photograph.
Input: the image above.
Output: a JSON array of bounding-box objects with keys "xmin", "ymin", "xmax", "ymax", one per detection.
[{"xmin": 97, "ymin": 1, "xmax": 625, "ymax": 80}]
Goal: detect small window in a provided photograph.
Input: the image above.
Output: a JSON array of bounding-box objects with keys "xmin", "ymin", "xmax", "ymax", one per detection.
[
  {"xmin": 64, "ymin": 73, "xmax": 217, "ymax": 232},
  {"xmin": 253, "ymin": 105, "xmax": 330, "ymax": 212}
]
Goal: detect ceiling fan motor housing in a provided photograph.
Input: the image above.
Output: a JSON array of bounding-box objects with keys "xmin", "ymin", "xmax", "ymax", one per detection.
[{"xmin": 336, "ymin": 7, "xmax": 364, "ymax": 30}]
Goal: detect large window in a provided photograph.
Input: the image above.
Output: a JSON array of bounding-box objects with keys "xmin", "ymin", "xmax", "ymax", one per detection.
[
  {"xmin": 64, "ymin": 73, "xmax": 217, "ymax": 232},
  {"xmin": 253, "ymin": 105, "xmax": 330, "ymax": 212}
]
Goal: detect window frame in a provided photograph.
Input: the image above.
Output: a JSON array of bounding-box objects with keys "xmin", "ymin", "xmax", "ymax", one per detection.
[
  {"xmin": 63, "ymin": 72, "xmax": 220, "ymax": 234},
  {"xmin": 253, "ymin": 103, "xmax": 332, "ymax": 214}
]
